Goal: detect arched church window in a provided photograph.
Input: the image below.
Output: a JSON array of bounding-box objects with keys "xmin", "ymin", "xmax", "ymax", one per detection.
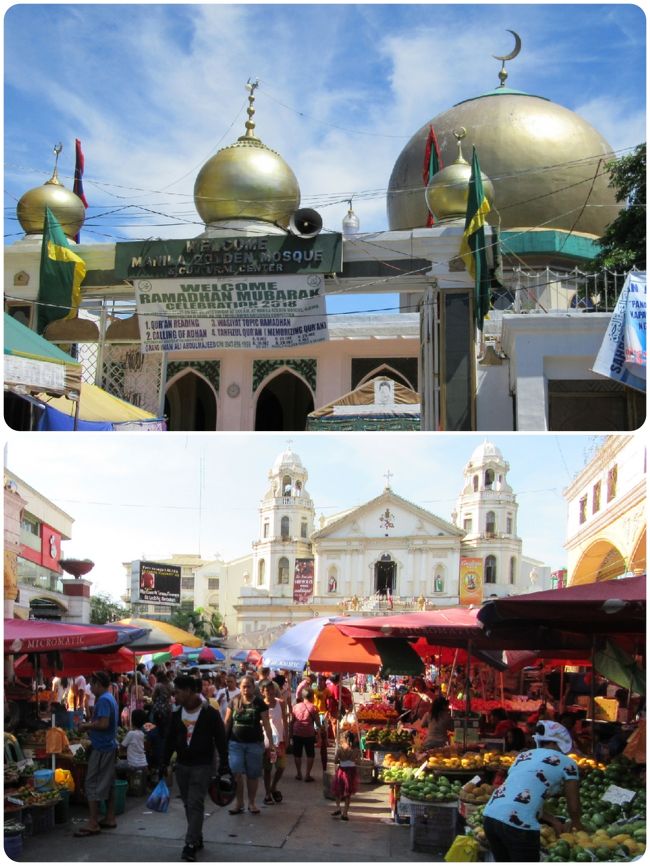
[
  {"xmin": 282, "ymin": 475, "xmax": 292, "ymax": 495},
  {"xmin": 485, "ymin": 555, "xmax": 497, "ymax": 583},
  {"xmin": 263, "ymin": 521, "xmax": 269, "ymax": 538},
  {"xmin": 509, "ymin": 556, "xmax": 517, "ymax": 585},
  {"xmin": 258, "ymin": 559, "xmax": 266, "ymax": 586},
  {"xmin": 463, "ymin": 516, "xmax": 472, "ymax": 533},
  {"xmin": 278, "ymin": 557, "xmax": 290, "ymax": 584},
  {"xmin": 281, "ymin": 516, "xmax": 290, "ymax": 539},
  {"xmin": 473, "ymin": 475, "xmax": 479, "ymax": 492},
  {"xmin": 301, "ymin": 520, "xmax": 308, "ymax": 539},
  {"xmin": 295, "ymin": 480, "xmax": 302, "ymax": 497},
  {"xmin": 486, "ymin": 511, "xmax": 496, "ymax": 536},
  {"xmin": 485, "ymin": 469, "xmax": 494, "ymax": 488},
  {"xmin": 506, "ymin": 514, "xmax": 513, "ymax": 535}
]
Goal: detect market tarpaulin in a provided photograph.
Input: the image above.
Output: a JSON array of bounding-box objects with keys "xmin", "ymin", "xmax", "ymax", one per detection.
[
  {"xmin": 14, "ymin": 646, "xmax": 135, "ymax": 677},
  {"xmin": 4, "ymin": 312, "xmax": 82, "ymax": 398},
  {"xmin": 34, "ymin": 381, "xmax": 165, "ymax": 431},
  {"xmin": 477, "ymin": 575, "xmax": 646, "ymax": 636},
  {"xmin": 3, "ymin": 619, "xmax": 123, "ymax": 654},
  {"xmin": 595, "ymin": 639, "xmax": 646, "ymax": 695}
]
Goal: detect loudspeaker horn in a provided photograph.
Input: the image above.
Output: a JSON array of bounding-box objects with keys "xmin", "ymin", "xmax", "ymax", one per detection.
[{"xmin": 288, "ymin": 208, "xmax": 323, "ymax": 238}]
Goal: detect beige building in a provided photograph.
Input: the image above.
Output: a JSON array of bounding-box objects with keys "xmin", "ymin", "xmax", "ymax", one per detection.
[{"xmin": 564, "ymin": 436, "xmax": 646, "ymax": 585}]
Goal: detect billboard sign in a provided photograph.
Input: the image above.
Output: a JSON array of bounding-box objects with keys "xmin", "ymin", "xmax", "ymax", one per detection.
[
  {"xmin": 459, "ymin": 556, "xmax": 483, "ymax": 605},
  {"xmin": 133, "ymin": 560, "xmax": 181, "ymax": 605},
  {"xmin": 293, "ymin": 558, "xmax": 315, "ymax": 604}
]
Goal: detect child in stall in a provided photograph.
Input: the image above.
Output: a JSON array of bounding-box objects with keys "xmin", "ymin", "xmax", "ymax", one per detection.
[
  {"xmin": 116, "ymin": 708, "xmax": 150, "ymax": 775},
  {"xmin": 331, "ymin": 730, "xmax": 360, "ymax": 821}
]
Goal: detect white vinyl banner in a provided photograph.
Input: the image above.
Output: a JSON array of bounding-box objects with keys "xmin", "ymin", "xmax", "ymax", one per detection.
[
  {"xmin": 134, "ymin": 275, "xmax": 328, "ymax": 352},
  {"xmin": 592, "ymin": 272, "xmax": 646, "ymax": 393}
]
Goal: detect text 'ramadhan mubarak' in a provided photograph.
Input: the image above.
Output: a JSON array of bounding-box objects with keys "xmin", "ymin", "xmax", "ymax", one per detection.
[{"xmin": 138, "ymin": 282, "xmax": 322, "ymax": 311}]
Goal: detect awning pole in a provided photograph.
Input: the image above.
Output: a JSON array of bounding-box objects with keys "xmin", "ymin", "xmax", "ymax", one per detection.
[
  {"xmin": 463, "ymin": 648, "xmax": 471, "ymax": 752},
  {"xmin": 590, "ymin": 635, "xmax": 596, "ymax": 757}
]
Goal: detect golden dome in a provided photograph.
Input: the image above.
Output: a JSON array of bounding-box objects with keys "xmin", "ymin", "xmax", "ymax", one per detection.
[
  {"xmin": 426, "ymin": 129, "xmax": 495, "ymax": 221},
  {"xmin": 194, "ymin": 83, "xmax": 300, "ymax": 227},
  {"xmin": 388, "ymin": 89, "xmax": 616, "ymax": 237},
  {"xmin": 17, "ymin": 167, "xmax": 86, "ymax": 240}
]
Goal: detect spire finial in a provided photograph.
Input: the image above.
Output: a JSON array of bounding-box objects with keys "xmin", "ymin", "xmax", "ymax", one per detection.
[
  {"xmin": 384, "ymin": 469, "xmax": 393, "ymax": 489},
  {"xmin": 241, "ymin": 78, "xmax": 261, "ymax": 141},
  {"xmin": 452, "ymin": 128, "xmax": 468, "ymax": 165},
  {"xmin": 47, "ymin": 142, "xmax": 63, "ymax": 186},
  {"xmin": 492, "ymin": 30, "xmax": 522, "ymax": 89}
]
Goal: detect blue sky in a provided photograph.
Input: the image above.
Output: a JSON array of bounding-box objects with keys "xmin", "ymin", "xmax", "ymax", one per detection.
[
  {"xmin": 4, "ymin": 4, "xmax": 646, "ymax": 314},
  {"xmin": 5, "ymin": 432, "xmax": 603, "ymax": 601}
]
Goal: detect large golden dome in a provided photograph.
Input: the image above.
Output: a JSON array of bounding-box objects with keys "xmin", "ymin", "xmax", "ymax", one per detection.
[
  {"xmin": 388, "ymin": 88, "xmax": 616, "ymax": 237},
  {"xmin": 194, "ymin": 84, "xmax": 300, "ymax": 227},
  {"xmin": 17, "ymin": 167, "xmax": 86, "ymax": 240}
]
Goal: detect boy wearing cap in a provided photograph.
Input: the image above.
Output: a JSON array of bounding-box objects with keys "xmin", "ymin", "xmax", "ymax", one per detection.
[
  {"xmin": 482, "ymin": 720, "xmax": 583, "ymax": 861},
  {"xmin": 74, "ymin": 671, "xmax": 119, "ymax": 836}
]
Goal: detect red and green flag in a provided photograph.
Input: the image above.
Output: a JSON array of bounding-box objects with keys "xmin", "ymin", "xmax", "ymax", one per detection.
[
  {"xmin": 422, "ymin": 125, "xmax": 443, "ymax": 227},
  {"xmin": 459, "ymin": 146, "xmax": 491, "ymax": 330},
  {"xmin": 37, "ymin": 207, "xmax": 87, "ymax": 334},
  {"xmin": 73, "ymin": 138, "xmax": 88, "ymax": 243}
]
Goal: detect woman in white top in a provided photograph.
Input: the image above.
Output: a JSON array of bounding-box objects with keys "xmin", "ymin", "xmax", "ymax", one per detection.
[{"xmin": 261, "ymin": 680, "xmax": 287, "ymax": 805}]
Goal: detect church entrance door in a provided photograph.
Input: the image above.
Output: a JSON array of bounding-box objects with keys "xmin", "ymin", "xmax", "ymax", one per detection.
[
  {"xmin": 374, "ymin": 558, "xmax": 396, "ymax": 595},
  {"xmin": 255, "ymin": 372, "xmax": 314, "ymax": 431},
  {"xmin": 165, "ymin": 372, "xmax": 217, "ymax": 431}
]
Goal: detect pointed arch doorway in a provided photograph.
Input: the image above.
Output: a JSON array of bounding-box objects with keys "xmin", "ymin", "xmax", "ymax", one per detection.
[
  {"xmin": 165, "ymin": 372, "xmax": 217, "ymax": 431},
  {"xmin": 375, "ymin": 554, "xmax": 396, "ymax": 596},
  {"xmin": 255, "ymin": 371, "xmax": 314, "ymax": 431}
]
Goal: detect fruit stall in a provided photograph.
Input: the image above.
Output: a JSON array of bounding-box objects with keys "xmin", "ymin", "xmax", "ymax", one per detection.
[{"xmin": 465, "ymin": 755, "xmax": 646, "ymax": 862}]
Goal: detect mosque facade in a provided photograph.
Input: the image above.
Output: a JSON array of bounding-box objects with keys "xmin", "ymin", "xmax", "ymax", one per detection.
[
  {"xmin": 126, "ymin": 441, "xmax": 550, "ymax": 638},
  {"xmin": 5, "ymin": 42, "xmax": 644, "ymax": 432}
]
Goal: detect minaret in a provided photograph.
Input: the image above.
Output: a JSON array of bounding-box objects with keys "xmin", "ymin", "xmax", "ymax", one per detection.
[
  {"xmin": 454, "ymin": 441, "xmax": 522, "ymax": 592},
  {"xmin": 251, "ymin": 444, "xmax": 315, "ymax": 596}
]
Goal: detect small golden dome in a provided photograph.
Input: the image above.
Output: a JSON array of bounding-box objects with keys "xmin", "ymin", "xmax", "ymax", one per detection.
[
  {"xmin": 17, "ymin": 155, "xmax": 85, "ymax": 240},
  {"xmin": 194, "ymin": 83, "xmax": 300, "ymax": 227},
  {"xmin": 426, "ymin": 129, "xmax": 495, "ymax": 221}
]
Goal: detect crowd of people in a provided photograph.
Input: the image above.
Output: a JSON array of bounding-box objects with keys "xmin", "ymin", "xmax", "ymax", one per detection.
[{"xmin": 56, "ymin": 663, "xmax": 360, "ymax": 862}]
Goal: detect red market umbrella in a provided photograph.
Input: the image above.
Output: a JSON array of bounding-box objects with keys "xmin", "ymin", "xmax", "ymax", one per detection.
[
  {"xmin": 14, "ymin": 646, "xmax": 135, "ymax": 677},
  {"xmin": 4, "ymin": 618, "xmax": 123, "ymax": 654}
]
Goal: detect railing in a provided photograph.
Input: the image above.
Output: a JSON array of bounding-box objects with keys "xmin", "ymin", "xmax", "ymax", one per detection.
[
  {"xmin": 19, "ymin": 574, "xmax": 64, "ymax": 594},
  {"xmin": 500, "ymin": 266, "xmax": 629, "ymax": 314}
]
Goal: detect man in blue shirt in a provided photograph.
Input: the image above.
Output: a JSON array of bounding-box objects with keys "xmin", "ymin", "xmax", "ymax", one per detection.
[{"xmin": 74, "ymin": 671, "xmax": 119, "ymax": 836}]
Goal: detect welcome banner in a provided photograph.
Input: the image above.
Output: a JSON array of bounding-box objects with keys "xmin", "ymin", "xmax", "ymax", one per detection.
[{"xmin": 134, "ymin": 275, "xmax": 328, "ymax": 352}]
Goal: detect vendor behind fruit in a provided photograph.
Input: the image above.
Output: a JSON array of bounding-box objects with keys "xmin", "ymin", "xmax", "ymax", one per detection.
[{"xmin": 482, "ymin": 720, "xmax": 583, "ymax": 862}]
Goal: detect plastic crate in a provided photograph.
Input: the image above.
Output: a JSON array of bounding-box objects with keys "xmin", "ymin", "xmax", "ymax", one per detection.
[
  {"xmin": 409, "ymin": 805, "xmax": 459, "ymax": 853},
  {"xmin": 100, "ymin": 780, "xmax": 128, "ymax": 816},
  {"xmin": 28, "ymin": 803, "xmax": 56, "ymax": 835}
]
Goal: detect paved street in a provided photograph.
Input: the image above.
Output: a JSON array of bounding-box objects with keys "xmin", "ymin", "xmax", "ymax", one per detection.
[{"xmin": 20, "ymin": 772, "xmax": 434, "ymax": 862}]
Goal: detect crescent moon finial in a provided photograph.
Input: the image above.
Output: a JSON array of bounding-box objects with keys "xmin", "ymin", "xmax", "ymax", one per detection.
[{"xmin": 492, "ymin": 30, "xmax": 522, "ymax": 88}]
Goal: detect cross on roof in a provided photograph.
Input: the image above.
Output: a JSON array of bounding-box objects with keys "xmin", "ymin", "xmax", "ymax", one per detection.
[{"xmin": 384, "ymin": 469, "xmax": 393, "ymax": 488}]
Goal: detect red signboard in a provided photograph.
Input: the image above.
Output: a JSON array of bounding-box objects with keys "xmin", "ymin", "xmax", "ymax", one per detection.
[{"xmin": 293, "ymin": 558, "xmax": 314, "ymax": 604}]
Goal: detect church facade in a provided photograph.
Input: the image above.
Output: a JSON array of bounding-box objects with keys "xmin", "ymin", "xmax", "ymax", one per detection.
[{"xmin": 173, "ymin": 441, "xmax": 550, "ymax": 639}]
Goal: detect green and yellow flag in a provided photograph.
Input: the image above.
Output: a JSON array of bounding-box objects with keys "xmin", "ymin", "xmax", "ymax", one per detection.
[
  {"xmin": 37, "ymin": 207, "xmax": 87, "ymax": 334},
  {"xmin": 459, "ymin": 147, "xmax": 491, "ymax": 331}
]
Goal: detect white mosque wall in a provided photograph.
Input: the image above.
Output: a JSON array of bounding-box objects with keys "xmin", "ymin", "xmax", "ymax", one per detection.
[{"xmin": 501, "ymin": 313, "xmax": 611, "ymax": 431}]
